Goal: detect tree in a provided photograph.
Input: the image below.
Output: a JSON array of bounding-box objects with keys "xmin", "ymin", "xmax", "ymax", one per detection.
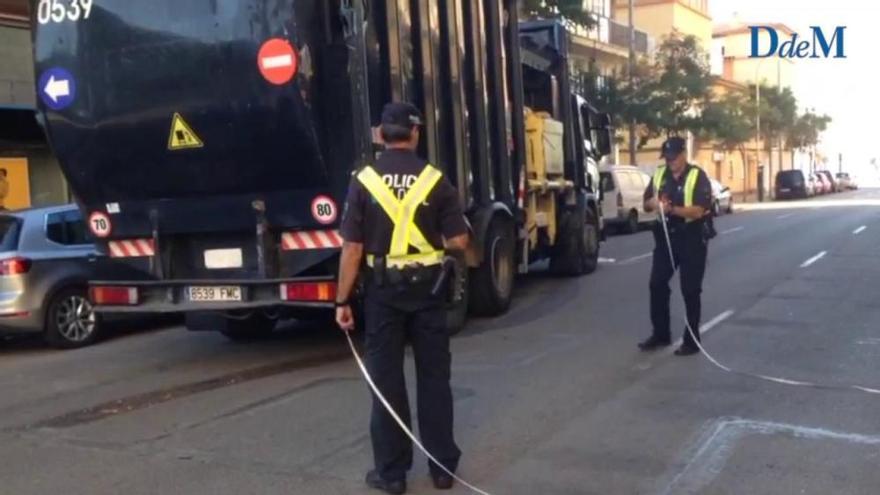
[
  {"xmin": 698, "ymin": 92, "xmax": 754, "ymax": 198},
  {"xmin": 605, "ymin": 34, "xmax": 714, "ymax": 151},
  {"xmin": 521, "ymin": 0, "xmax": 596, "ymax": 29},
  {"xmin": 786, "ymin": 111, "xmax": 831, "ymax": 173},
  {"xmin": 748, "ymin": 85, "xmax": 797, "ymax": 181}
]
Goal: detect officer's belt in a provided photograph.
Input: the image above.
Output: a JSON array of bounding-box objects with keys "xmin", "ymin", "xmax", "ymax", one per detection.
[{"xmin": 366, "ymin": 251, "xmax": 444, "ymax": 269}]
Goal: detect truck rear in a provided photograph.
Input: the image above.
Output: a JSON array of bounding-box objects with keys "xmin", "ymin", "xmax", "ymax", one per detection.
[
  {"xmin": 32, "ymin": 0, "xmax": 611, "ymax": 338},
  {"xmin": 33, "ymin": 1, "xmax": 373, "ymax": 337}
]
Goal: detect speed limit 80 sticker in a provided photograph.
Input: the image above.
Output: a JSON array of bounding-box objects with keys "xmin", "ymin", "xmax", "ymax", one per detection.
[
  {"xmin": 88, "ymin": 211, "xmax": 112, "ymax": 238},
  {"xmin": 311, "ymin": 195, "xmax": 338, "ymax": 225}
]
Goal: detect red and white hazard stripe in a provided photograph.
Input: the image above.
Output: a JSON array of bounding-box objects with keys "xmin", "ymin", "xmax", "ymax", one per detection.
[
  {"xmin": 108, "ymin": 239, "xmax": 155, "ymax": 258},
  {"xmin": 281, "ymin": 230, "xmax": 343, "ymax": 251}
]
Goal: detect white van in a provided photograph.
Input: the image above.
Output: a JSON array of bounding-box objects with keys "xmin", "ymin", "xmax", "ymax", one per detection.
[{"xmin": 600, "ymin": 165, "xmax": 657, "ymax": 234}]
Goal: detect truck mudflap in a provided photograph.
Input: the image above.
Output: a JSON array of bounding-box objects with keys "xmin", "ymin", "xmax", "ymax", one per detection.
[{"xmin": 88, "ymin": 276, "xmax": 337, "ymax": 313}]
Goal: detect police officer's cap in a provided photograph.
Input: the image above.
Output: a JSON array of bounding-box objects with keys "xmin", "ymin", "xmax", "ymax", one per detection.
[
  {"xmin": 660, "ymin": 136, "xmax": 687, "ymax": 159},
  {"xmin": 381, "ymin": 102, "xmax": 424, "ymax": 128}
]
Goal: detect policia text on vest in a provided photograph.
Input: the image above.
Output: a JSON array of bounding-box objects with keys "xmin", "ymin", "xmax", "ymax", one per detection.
[
  {"xmin": 638, "ymin": 137, "xmax": 713, "ymax": 357},
  {"xmin": 335, "ymin": 102, "xmax": 470, "ymax": 494}
]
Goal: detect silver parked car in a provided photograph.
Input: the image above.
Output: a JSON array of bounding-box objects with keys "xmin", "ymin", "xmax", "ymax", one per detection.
[
  {"xmin": 710, "ymin": 179, "xmax": 734, "ymax": 216},
  {"xmin": 0, "ymin": 205, "xmax": 141, "ymax": 348}
]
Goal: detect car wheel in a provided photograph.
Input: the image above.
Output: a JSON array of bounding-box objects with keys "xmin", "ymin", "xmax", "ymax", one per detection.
[
  {"xmin": 712, "ymin": 200, "xmax": 721, "ymax": 217},
  {"xmin": 45, "ymin": 288, "xmax": 102, "ymax": 349},
  {"xmin": 726, "ymin": 198, "xmax": 734, "ymax": 214}
]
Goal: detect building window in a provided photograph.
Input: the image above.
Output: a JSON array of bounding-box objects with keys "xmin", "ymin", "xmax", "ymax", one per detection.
[{"xmin": 586, "ymin": 0, "xmax": 611, "ymax": 17}]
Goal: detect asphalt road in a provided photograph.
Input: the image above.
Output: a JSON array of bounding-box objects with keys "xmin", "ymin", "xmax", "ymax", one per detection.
[{"xmin": 2, "ymin": 188, "xmax": 880, "ymax": 495}]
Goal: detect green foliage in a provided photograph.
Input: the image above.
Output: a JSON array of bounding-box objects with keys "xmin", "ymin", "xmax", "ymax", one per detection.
[
  {"xmin": 521, "ymin": 0, "xmax": 596, "ymax": 29},
  {"xmin": 698, "ymin": 92, "xmax": 753, "ymax": 152},
  {"xmin": 786, "ymin": 111, "xmax": 831, "ymax": 153},
  {"xmin": 601, "ymin": 34, "xmax": 713, "ymax": 147},
  {"xmin": 750, "ymin": 85, "xmax": 797, "ymax": 150}
]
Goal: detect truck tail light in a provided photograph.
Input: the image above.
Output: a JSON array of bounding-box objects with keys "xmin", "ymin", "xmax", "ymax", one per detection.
[
  {"xmin": 280, "ymin": 282, "xmax": 337, "ymax": 302},
  {"xmin": 89, "ymin": 286, "xmax": 139, "ymax": 306},
  {"xmin": 0, "ymin": 257, "xmax": 31, "ymax": 276}
]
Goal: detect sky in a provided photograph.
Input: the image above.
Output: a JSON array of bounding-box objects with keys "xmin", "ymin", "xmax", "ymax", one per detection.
[{"xmin": 710, "ymin": 0, "xmax": 877, "ymax": 178}]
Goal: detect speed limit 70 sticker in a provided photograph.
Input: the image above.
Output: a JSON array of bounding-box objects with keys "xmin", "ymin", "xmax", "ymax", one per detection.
[
  {"xmin": 88, "ymin": 211, "xmax": 112, "ymax": 238},
  {"xmin": 311, "ymin": 196, "xmax": 338, "ymax": 225}
]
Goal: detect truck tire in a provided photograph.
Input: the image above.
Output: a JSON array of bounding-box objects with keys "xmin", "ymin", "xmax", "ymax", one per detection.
[
  {"xmin": 468, "ymin": 219, "xmax": 515, "ymax": 317},
  {"xmin": 551, "ymin": 204, "xmax": 600, "ymax": 276},
  {"xmin": 219, "ymin": 313, "xmax": 277, "ymax": 342},
  {"xmin": 45, "ymin": 287, "xmax": 103, "ymax": 349}
]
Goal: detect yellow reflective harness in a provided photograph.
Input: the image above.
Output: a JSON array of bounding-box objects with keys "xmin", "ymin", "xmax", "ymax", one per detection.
[
  {"xmin": 357, "ymin": 164, "xmax": 445, "ymax": 268},
  {"xmin": 653, "ymin": 165, "xmax": 702, "ymax": 222}
]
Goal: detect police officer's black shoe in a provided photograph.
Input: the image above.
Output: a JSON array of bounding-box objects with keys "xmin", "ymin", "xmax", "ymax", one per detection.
[
  {"xmin": 431, "ymin": 473, "xmax": 455, "ymax": 490},
  {"xmin": 366, "ymin": 470, "xmax": 406, "ymax": 495},
  {"xmin": 674, "ymin": 345, "xmax": 700, "ymax": 356},
  {"xmin": 638, "ymin": 336, "xmax": 672, "ymax": 351}
]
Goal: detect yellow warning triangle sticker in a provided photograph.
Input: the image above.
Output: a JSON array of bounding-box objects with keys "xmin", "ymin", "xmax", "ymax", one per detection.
[{"xmin": 167, "ymin": 113, "xmax": 204, "ymax": 151}]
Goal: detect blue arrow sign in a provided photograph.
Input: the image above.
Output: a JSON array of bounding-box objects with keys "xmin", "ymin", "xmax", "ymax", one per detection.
[{"xmin": 38, "ymin": 67, "xmax": 76, "ymax": 111}]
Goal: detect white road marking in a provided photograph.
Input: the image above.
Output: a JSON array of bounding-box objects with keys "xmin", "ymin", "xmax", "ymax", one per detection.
[
  {"xmin": 669, "ymin": 310, "xmax": 735, "ymax": 351},
  {"xmin": 660, "ymin": 418, "xmax": 880, "ymax": 495},
  {"xmin": 598, "ymin": 257, "xmax": 617, "ymax": 264},
  {"xmin": 720, "ymin": 226, "xmax": 744, "ymax": 235},
  {"xmin": 776, "ymin": 212, "xmax": 795, "ymax": 219},
  {"xmin": 853, "ymin": 225, "xmax": 867, "ymax": 235},
  {"xmin": 800, "ymin": 251, "xmax": 827, "ymax": 268},
  {"xmin": 619, "ymin": 252, "xmax": 653, "ymax": 265}
]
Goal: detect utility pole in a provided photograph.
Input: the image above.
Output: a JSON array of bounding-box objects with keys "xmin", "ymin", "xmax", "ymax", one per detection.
[{"xmin": 628, "ymin": 0, "xmax": 637, "ymax": 165}]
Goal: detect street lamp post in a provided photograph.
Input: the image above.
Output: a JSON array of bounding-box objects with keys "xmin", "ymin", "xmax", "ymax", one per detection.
[{"xmin": 753, "ymin": 55, "xmax": 780, "ymax": 201}]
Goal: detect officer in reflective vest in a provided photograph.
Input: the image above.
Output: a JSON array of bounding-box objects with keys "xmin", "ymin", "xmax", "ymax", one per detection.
[
  {"xmin": 638, "ymin": 136, "xmax": 713, "ymax": 356},
  {"xmin": 336, "ymin": 102, "xmax": 470, "ymax": 494}
]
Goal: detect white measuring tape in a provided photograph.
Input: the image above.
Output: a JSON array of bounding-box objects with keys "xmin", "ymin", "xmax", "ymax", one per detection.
[
  {"xmin": 657, "ymin": 206, "xmax": 880, "ymax": 396},
  {"xmin": 344, "ymin": 332, "xmax": 494, "ymax": 495}
]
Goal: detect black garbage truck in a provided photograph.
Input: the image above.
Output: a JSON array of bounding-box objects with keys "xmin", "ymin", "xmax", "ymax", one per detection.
[{"xmin": 32, "ymin": 0, "xmax": 612, "ymax": 339}]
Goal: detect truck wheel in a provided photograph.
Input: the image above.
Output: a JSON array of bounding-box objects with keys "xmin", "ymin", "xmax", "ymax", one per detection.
[
  {"xmin": 219, "ymin": 313, "xmax": 277, "ymax": 342},
  {"xmin": 45, "ymin": 287, "xmax": 102, "ymax": 349},
  {"xmin": 468, "ymin": 219, "xmax": 515, "ymax": 317},
  {"xmin": 551, "ymin": 205, "xmax": 599, "ymax": 276},
  {"xmin": 582, "ymin": 208, "xmax": 600, "ymax": 274}
]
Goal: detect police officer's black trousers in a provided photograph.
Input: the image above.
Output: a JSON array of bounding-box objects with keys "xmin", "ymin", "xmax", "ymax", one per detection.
[
  {"xmin": 363, "ymin": 283, "xmax": 461, "ymax": 482},
  {"xmin": 649, "ymin": 231, "xmax": 708, "ymax": 348}
]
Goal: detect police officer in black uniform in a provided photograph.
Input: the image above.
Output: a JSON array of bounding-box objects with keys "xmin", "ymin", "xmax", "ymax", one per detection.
[
  {"xmin": 638, "ymin": 137, "xmax": 713, "ymax": 356},
  {"xmin": 335, "ymin": 102, "xmax": 470, "ymax": 494}
]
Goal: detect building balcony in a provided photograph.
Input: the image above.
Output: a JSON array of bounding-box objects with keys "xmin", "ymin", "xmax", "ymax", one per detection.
[{"xmin": 569, "ymin": 14, "xmax": 652, "ymax": 62}]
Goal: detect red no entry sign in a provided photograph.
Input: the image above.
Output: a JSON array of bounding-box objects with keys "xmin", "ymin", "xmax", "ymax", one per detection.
[{"xmin": 258, "ymin": 38, "xmax": 299, "ymax": 85}]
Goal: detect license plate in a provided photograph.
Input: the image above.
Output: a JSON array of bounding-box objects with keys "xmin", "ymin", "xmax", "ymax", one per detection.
[
  {"xmin": 780, "ymin": 188, "xmax": 790, "ymax": 192},
  {"xmin": 186, "ymin": 286, "xmax": 242, "ymax": 302}
]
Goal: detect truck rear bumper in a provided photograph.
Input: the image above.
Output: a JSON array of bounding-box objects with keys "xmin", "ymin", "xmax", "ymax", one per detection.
[{"xmin": 89, "ymin": 277, "xmax": 336, "ymax": 313}]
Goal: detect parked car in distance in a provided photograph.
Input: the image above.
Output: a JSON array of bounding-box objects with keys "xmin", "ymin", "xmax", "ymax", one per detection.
[
  {"xmin": 835, "ymin": 172, "xmax": 855, "ymax": 190},
  {"xmin": 0, "ymin": 205, "xmax": 143, "ymax": 348},
  {"xmin": 600, "ymin": 165, "xmax": 656, "ymax": 234},
  {"xmin": 775, "ymin": 170, "xmax": 809, "ymax": 199},
  {"xmin": 816, "ymin": 173, "xmax": 833, "ymax": 194},
  {"xmin": 818, "ymin": 170, "xmax": 838, "ymax": 193},
  {"xmin": 709, "ymin": 179, "xmax": 734, "ymax": 215},
  {"xmin": 805, "ymin": 173, "xmax": 819, "ymax": 197}
]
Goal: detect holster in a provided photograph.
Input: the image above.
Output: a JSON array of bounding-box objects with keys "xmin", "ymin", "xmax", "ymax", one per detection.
[{"xmin": 703, "ymin": 215, "xmax": 718, "ymax": 241}]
